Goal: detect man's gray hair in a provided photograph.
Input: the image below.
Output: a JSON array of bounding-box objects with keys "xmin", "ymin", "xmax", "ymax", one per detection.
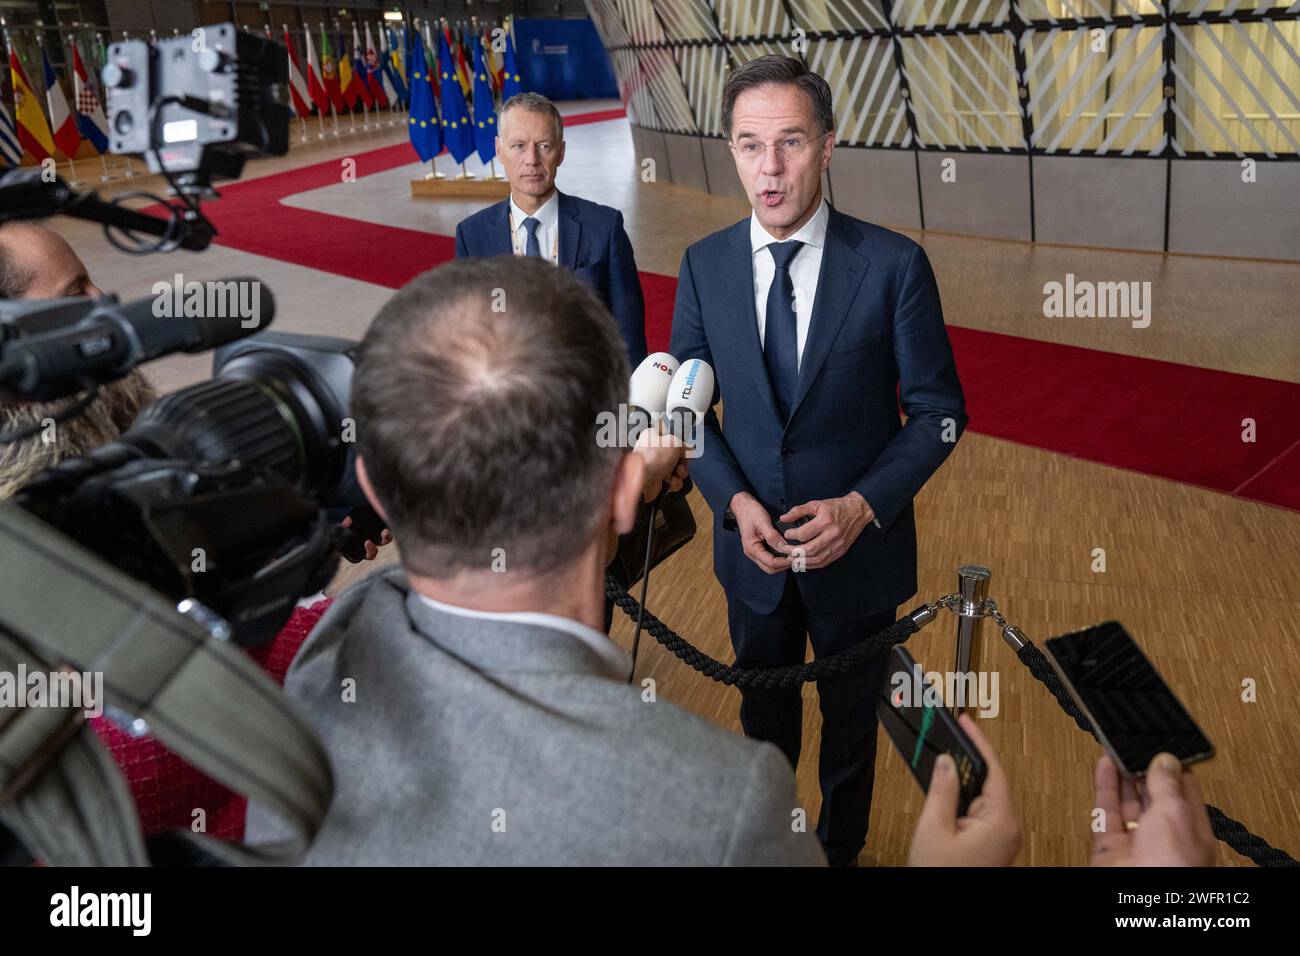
[
  {"xmin": 499, "ymin": 91, "xmax": 564, "ymax": 142},
  {"xmin": 353, "ymin": 256, "xmax": 629, "ymax": 579}
]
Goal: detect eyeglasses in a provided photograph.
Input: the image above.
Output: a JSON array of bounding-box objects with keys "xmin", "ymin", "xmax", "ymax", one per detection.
[{"xmin": 729, "ymin": 133, "xmax": 828, "ymax": 163}]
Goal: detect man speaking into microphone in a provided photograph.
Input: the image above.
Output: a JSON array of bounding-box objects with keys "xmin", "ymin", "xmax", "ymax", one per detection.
[{"xmin": 668, "ymin": 55, "xmax": 967, "ymax": 866}]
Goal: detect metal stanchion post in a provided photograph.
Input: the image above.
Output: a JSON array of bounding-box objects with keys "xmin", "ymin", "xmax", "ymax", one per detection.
[{"xmin": 952, "ymin": 564, "xmax": 991, "ymax": 716}]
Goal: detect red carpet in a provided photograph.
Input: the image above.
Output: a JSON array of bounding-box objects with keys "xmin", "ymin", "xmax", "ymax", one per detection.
[{"xmin": 191, "ymin": 109, "xmax": 1299, "ymax": 513}]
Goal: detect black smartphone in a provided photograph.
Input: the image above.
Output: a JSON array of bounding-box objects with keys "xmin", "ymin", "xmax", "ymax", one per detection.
[
  {"xmin": 1043, "ymin": 621, "xmax": 1214, "ymax": 778},
  {"xmin": 877, "ymin": 646, "xmax": 988, "ymax": 815}
]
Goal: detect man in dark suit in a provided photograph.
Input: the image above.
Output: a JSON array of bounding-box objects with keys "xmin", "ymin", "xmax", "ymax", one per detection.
[
  {"xmin": 669, "ymin": 55, "xmax": 968, "ymax": 866},
  {"xmin": 454, "ymin": 92, "xmax": 647, "ymax": 366}
]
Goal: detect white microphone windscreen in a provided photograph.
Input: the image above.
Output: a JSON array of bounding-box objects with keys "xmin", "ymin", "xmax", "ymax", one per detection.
[
  {"xmin": 629, "ymin": 352, "xmax": 679, "ymax": 415},
  {"xmin": 665, "ymin": 358, "xmax": 715, "ymax": 420}
]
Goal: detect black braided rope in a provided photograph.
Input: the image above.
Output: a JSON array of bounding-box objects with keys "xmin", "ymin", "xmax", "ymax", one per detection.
[
  {"xmin": 607, "ymin": 574, "xmax": 1298, "ymax": 867},
  {"xmin": 605, "ymin": 573, "xmax": 918, "ymax": 688},
  {"xmin": 1014, "ymin": 642, "xmax": 1095, "ymax": 735},
  {"xmin": 1014, "ymin": 643, "xmax": 1298, "ymax": 868}
]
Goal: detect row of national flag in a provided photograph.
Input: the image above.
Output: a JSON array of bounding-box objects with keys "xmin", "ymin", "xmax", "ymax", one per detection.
[
  {"xmin": 403, "ymin": 18, "xmax": 524, "ymax": 167},
  {"xmin": 2, "ymin": 33, "xmax": 109, "ymax": 170},
  {"xmin": 1, "ymin": 18, "xmax": 526, "ymax": 172},
  {"xmin": 282, "ymin": 22, "xmax": 404, "ymax": 120},
  {"xmin": 279, "ymin": 20, "xmax": 521, "ymax": 116}
]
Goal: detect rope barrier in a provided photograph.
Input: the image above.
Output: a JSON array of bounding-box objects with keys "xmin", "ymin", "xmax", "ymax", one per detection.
[
  {"xmin": 606, "ymin": 573, "xmax": 920, "ymax": 688},
  {"xmin": 606, "ymin": 572, "xmax": 1298, "ymax": 867}
]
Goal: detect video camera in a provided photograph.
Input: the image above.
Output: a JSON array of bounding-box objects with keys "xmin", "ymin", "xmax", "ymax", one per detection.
[
  {"xmin": 0, "ymin": 24, "xmax": 373, "ymax": 645},
  {"xmin": 0, "ymin": 21, "xmax": 290, "ymax": 251},
  {"xmin": 103, "ymin": 23, "xmax": 290, "ymax": 192},
  {"xmin": 10, "ymin": 324, "xmax": 366, "ymax": 645}
]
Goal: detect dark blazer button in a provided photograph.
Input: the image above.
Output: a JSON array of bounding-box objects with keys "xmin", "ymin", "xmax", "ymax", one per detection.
[{"xmin": 781, "ymin": 446, "xmax": 793, "ymax": 457}]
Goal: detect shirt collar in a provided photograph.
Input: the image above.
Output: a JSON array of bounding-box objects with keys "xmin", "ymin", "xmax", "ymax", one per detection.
[
  {"xmin": 750, "ymin": 197, "xmax": 829, "ymax": 257},
  {"xmin": 510, "ymin": 190, "xmax": 560, "ymax": 233},
  {"xmin": 413, "ymin": 590, "xmax": 631, "ymax": 681}
]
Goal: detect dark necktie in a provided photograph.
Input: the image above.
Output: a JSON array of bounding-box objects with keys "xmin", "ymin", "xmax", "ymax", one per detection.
[
  {"xmin": 763, "ymin": 240, "xmax": 803, "ymax": 422},
  {"xmin": 523, "ymin": 216, "xmax": 542, "ymax": 258}
]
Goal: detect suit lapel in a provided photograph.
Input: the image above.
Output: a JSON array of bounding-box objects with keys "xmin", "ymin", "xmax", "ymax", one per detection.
[
  {"xmin": 725, "ymin": 220, "xmax": 782, "ymax": 424},
  {"xmin": 787, "ymin": 208, "xmax": 871, "ymax": 422},
  {"xmin": 487, "ymin": 199, "xmax": 513, "ymax": 256},
  {"xmin": 557, "ymin": 191, "xmax": 581, "ymax": 270}
]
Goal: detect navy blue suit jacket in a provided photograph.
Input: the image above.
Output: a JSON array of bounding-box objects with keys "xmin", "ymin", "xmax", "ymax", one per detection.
[
  {"xmin": 454, "ymin": 191, "xmax": 648, "ymax": 366},
  {"xmin": 669, "ymin": 206, "xmax": 966, "ymax": 617}
]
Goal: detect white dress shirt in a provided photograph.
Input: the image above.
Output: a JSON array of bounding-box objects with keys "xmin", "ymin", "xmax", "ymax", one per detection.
[
  {"xmin": 509, "ymin": 190, "xmax": 560, "ymax": 263},
  {"xmin": 416, "ymin": 591, "xmax": 630, "ymax": 679},
  {"xmin": 751, "ymin": 198, "xmax": 829, "ymax": 370}
]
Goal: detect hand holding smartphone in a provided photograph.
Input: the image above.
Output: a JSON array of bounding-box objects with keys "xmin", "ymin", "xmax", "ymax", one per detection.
[
  {"xmin": 1043, "ymin": 621, "xmax": 1214, "ymax": 778},
  {"xmin": 878, "ymin": 646, "xmax": 988, "ymax": 815}
]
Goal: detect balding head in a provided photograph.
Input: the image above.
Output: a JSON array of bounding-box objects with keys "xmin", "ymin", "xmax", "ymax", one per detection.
[
  {"xmin": 0, "ymin": 222, "xmax": 102, "ymax": 300},
  {"xmin": 353, "ymin": 256, "xmax": 631, "ymax": 580}
]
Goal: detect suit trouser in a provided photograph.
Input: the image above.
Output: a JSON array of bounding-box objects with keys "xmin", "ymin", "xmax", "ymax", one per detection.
[{"xmin": 727, "ymin": 572, "xmax": 896, "ymax": 866}]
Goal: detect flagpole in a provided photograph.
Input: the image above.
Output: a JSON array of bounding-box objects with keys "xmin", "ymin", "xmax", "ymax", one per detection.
[
  {"xmin": 320, "ymin": 24, "xmax": 340, "ymax": 137},
  {"xmin": 352, "ymin": 27, "xmax": 368, "ymax": 131},
  {"xmin": 378, "ymin": 23, "xmax": 395, "ymax": 129},
  {"xmin": 37, "ymin": 33, "xmax": 80, "ymax": 187},
  {"xmin": 278, "ymin": 23, "xmax": 306, "ymax": 144},
  {"xmin": 80, "ymin": 33, "xmax": 113, "ymax": 182},
  {"xmin": 304, "ymin": 26, "xmax": 326, "ymax": 140},
  {"xmin": 334, "ymin": 21, "xmax": 357, "ymax": 135},
  {"xmin": 54, "ymin": 37, "xmax": 84, "ymax": 187},
  {"xmin": 63, "ymin": 34, "xmax": 86, "ymax": 186}
]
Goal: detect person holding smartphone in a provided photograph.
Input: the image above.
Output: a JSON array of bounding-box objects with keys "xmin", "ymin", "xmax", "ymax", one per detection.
[{"xmin": 905, "ymin": 713, "xmax": 1216, "ymax": 866}]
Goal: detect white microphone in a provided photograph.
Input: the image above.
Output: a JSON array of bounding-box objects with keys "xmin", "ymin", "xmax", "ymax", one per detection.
[
  {"xmin": 628, "ymin": 352, "xmax": 678, "ymax": 442},
  {"xmin": 665, "ymin": 358, "xmax": 715, "ymax": 443}
]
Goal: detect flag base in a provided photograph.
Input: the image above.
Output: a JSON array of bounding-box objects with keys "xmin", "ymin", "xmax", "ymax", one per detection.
[{"xmin": 410, "ymin": 178, "xmax": 511, "ymax": 200}]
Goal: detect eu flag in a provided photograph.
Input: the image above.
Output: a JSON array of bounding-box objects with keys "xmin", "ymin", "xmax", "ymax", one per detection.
[
  {"xmin": 407, "ymin": 28, "xmax": 441, "ymax": 162},
  {"xmin": 471, "ymin": 36, "xmax": 497, "ymax": 165},
  {"xmin": 503, "ymin": 30, "xmax": 523, "ymax": 100},
  {"xmin": 438, "ymin": 29, "xmax": 474, "ymax": 165}
]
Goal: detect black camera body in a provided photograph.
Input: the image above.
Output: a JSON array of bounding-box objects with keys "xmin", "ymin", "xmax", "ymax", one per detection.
[
  {"xmin": 15, "ymin": 333, "xmax": 365, "ymax": 646},
  {"xmin": 103, "ymin": 23, "xmax": 290, "ymax": 187},
  {"xmin": 2, "ymin": 25, "xmax": 362, "ymax": 645}
]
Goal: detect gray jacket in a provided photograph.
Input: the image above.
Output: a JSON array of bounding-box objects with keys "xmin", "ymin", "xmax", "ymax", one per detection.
[{"xmin": 246, "ymin": 567, "xmax": 826, "ymax": 866}]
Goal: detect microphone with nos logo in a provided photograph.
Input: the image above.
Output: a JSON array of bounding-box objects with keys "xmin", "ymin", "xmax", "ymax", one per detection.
[
  {"xmin": 627, "ymin": 351, "xmax": 678, "ymax": 443},
  {"xmin": 664, "ymin": 358, "xmax": 715, "ymax": 445}
]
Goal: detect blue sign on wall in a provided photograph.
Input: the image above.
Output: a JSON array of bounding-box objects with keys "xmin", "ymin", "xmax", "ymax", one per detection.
[{"xmin": 513, "ymin": 18, "xmax": 620, "ymax": 101}]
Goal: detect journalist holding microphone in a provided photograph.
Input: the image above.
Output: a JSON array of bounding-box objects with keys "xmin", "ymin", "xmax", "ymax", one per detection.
[{"xmin": 668, "ymin": 55, "xmax": 968, "ymax": 866}]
